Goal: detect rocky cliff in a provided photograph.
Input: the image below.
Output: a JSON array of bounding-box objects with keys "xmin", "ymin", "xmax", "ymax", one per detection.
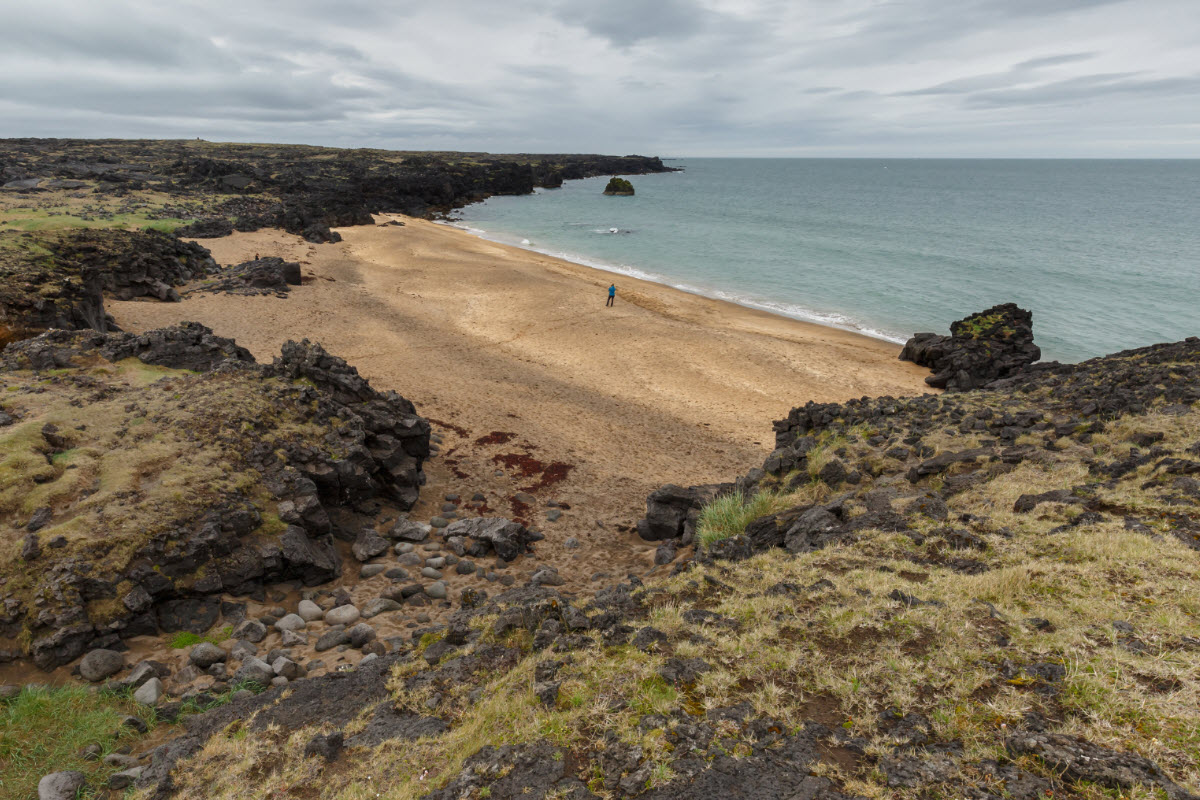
[{"xmin": 1, "ymin": 139, "xmax": 677, "ymax": 244}]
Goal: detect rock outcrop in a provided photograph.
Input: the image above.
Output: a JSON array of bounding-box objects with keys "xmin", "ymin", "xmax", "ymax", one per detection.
[
  {"xmin": 187, "ymin": 256, "xmax": 302, "ymax": 296},
  {"xmin": 0, "ymin": 325, "xmax": 429, "ymax": 669},
  {"xmin": 899, "ymin": 303, "xmax": 1041, "ymax": 390},
  {"xmin": 602, "ymin": 177, "xmax": 635, "ymax": 196},
  {"xmin": 0, "ymin": 228, "xmax": 217, "ymax": 346}
]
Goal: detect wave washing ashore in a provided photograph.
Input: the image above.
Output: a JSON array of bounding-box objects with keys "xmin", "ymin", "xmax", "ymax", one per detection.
[{"xmin": 453, "ymin": 158, "xmax": 1200, "ymax": 363}]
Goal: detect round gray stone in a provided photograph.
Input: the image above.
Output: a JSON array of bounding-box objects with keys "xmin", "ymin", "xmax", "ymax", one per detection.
[
  {"xmin": 421, "ymin": 567, "xmax": 443, "ymax": 580},
  {"xmin": 426, "ymin": 581, "xmax": 448, "ymax": 600},
  {"xmin": 360, "ymin": 564, "xmax": 387, "ymax": 578},
  {"xmin": 79, "ymin": 649, "xmax": 124, "ymax": 682},
  {"xmin": 429, "ymin": 516, "xmax": 450, "ymax": 528},
  {"xmin": 189, "ymin": 642, "xmax": 226, "ymax": 669},
  {"xmin": 39, "ymin": 770, "xmax": 86, "ymax": 800},
  {"xmin": 275, "ymin": 614, "xmax": 306, "ymax": 632},
  {"xmin": 324, "ymin": 605, "xmax": 361, "ymax": 626},
  {"xmin": 297, "ymin": 599, "xmax": 325, "ymax": 622}
]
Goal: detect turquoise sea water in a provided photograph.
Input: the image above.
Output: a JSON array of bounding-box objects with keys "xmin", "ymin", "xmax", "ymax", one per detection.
[{"xmin": 452, "ymin": 159, "xmax": 1200, "ymax": 363}]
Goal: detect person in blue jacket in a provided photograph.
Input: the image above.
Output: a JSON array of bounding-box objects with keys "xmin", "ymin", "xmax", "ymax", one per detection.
[{"xmin": 606, "ymin": 283, "xmax": 616, "ymax": 307}]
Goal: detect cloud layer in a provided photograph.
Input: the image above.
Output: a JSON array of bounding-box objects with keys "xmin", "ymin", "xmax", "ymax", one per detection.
[{"xmin": 3, "ymin": 0, "xmax": 1198, "ymax": 156}]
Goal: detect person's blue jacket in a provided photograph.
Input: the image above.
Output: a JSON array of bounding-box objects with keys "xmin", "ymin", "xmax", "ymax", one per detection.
[{"xmin": 608, "ymin": 285, "xmax": 616, "ymax": 296}]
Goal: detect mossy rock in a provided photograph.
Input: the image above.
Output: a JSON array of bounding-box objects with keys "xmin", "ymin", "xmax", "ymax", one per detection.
[{"xmin": 603, "ymin": 177, "xmax": 635, "ymax": 196}]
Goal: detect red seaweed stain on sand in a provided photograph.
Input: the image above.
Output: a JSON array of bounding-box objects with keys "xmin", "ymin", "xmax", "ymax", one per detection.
[
  {"xmin": 474, "ymin": 431, "xmax": 517, "ymax": 446},
  {"xmin": 492, "ymin": 452, "xmax": 574, "ymax": 492}
]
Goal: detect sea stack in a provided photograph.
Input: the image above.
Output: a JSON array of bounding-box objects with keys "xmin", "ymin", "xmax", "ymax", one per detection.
[{"xmin": 602, "ymin": 177, "xmax": 634, "ymax": 195}]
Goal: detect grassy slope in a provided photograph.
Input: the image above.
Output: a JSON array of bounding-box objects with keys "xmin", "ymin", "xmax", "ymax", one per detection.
[{"xmin": 144, "ymin": 354, "xmax": 1199, "ymax": 799}]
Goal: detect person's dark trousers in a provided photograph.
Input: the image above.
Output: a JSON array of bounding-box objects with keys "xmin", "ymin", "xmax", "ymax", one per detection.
[{"xmin": 606, "ymin": 296, "xmax": 614, "ymax": 306}]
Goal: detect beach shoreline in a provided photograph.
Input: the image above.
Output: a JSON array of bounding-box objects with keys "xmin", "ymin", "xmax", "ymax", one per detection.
[
  {"xmin": 110, "ymin": 214, "xmax": 933, "ymax": 588},
  {"xmin": 437, "ymin": 214, "xmax": 910, "ymax": 347}
]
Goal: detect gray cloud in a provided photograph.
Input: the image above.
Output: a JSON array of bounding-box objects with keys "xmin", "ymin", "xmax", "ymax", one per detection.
[{"xmin": 1, "ymin": 0, "xmax": 1197, "ymax": 156}]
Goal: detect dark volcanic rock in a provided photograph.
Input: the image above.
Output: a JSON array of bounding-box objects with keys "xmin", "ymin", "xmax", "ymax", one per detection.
[
  {"xmin": 638, "ymin": 483, "xmax": 732, "ymax": 543},
  {"xmin": 190, "ymin": 257, "xmax": 303, "ymax": 297},
  {"xmin": 900, "ymin": 303, "xmax": 1041, "ymax": 391},
  {"xmin": 1007, "ymin": 733, "xmax": 1199, "ymax": 800},
  {"xmin": 442, "ymin": 517, "xmax": 542, "ymax": 561}
]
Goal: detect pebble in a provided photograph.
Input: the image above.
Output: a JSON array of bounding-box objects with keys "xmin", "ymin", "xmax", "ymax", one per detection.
[
  {"xmin": 445, "ymin": 553, "xmax": 459, "ymax": 565},
  {"xmin": 397, "ymin": 553, "xmax": 423, "ymax": 567},
  {"xmin": 429, "ymin": 516, "xmax": 450, "ymax": 528},
  {"xmin": 271, "ymin": 676, "xmax": 289, "ymax": 688},
  {"xmin": 426, "ymin": 582, "xmax": 448, "ymax": 600},
  {"xmin": 515, "ymin": 492, "xmax": 536, "ymax": 504},
  {"xmin": 423, "ymin": 542, "xmax": 442, "ymax": 551},
  {"xmin": 456, "ymin": 560, "xmax": 476, "ymax": 574},
  {"xmin": 426, "ymin": 556, "xmax": 447, "ymax": 569},
  {"xmin": 441, "ymin": 502, "xmax": 457, "ymax": 512},
  {"xmin": 359, "ymin": 653, "xmax": 379, "ymax": 666},
  {"xmin": 386, "ymin": 567, "xmax": 411, "ymax": 581},
  {"xmin": 421, "ymin": 567, "xmax": 443, "ymax": 580},
  {"xmin": 360, "ymin": 564, "xmax": 387, "ymax": 578},
  {"xmin": 103, "ymin": 753, "xmax": 138, "ymax": 768},
  {"xmin": 297, "ymin": 600, "xmax": 325, "ymax": 622},
  {"xmin": 494, "ymin": 470, "xmax": 505, "ymax": 477},
  {"xmin": 444, "ymin": 493, "xmax": 459, "ymax": 501},
  {"xmin": 416, "ymin": 613, "xmax": 432, "ymax": 623},
  {"xmin": 394, "ymin": 542, "xmax": 415, "ymax": 554},
  {"xmin": 546, "ymin": 509, "xmax": 562, "ymax": 522},
  {"xmin": 472, "ymin": 492, "xmax": 486, "ymax": 501},
  {"xmin": 324, "ymin": 605, "xmax": 361, "ymax": 626},
  {"xmin": 564, "ymin": 537, "xmax": 580, "ymax": 549}
]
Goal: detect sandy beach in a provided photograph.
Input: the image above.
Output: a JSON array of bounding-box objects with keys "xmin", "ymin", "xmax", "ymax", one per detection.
[{"xmin": 110, "ymin": 215, "xmax": 932, "ymax": 587}]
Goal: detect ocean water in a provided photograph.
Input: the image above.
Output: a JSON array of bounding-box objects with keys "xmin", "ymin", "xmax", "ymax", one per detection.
[{"xmin": 452, "ymin": 159, "xmax": 1200, "ymax": 363}]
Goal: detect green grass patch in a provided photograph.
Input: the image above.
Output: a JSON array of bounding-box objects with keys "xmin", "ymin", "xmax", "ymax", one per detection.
[
  {"xmin": 697, "ymin": 489, "xmax": 789, "ymax": 549},
  {"xmin": 0, "ymin": 685, "xmax": 150, "ymax": 798},
  {"xmin": 169, "ymin": 625, "xmax": 232, "ymax": 649}
]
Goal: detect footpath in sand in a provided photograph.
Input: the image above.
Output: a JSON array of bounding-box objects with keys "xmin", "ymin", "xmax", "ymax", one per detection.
[{"xmin": 111, "ymin": 216, "xmax": 932, "ymax": 588}]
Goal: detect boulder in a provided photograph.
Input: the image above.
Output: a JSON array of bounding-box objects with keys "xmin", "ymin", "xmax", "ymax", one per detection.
[
  {"xmin": 133, "ymin": 677, "xmax": 164, "ymax": 705},
  {"xmin": 352, "ymin": 528, "xmax": 390, "ymax": 562},
  {"xmin": 389, "ymin": 519, "xmax": 431, "ymax": 542},
  {"xmin": 362, "ymin": 598, "xmax": 402, "ymax": 618},
  {"xmin": 297, "ymin": 599, "xmax": 325, "ymax": 622},
  {"xmin": 900, "ymin": 304, "xmax": 1041, "ymax": 391},
  {"xmin": 325, "ymin": 605, "xmax": 360, "ymax": 626},
  {"xmin": 442, "ymin": 517, "xmax": 542, "ymax": 561},
  {"xmin": 637, "ymin": 483, "xmax": 731, "ymax": 542},
  {"xmin": 79, "ymin": 649, "xmax": 124, "ymax": 682},
  {"xmin": 233, "ymin": 657, "xmax": 275, "ymax": 688},
  {"xmin": 189, "ymin": 642, "xmax": 227, "ymax": 669},
  {"xmin": 38, "ymin": 771, "xmax": 86, "ymax": 800},
  {"xmin": 275, "ymin": 613, "xmax": 307, "ymax": 632},
  {"xmin": 233, "ymin": 619, "xmax": 268, "ymax": 643}
]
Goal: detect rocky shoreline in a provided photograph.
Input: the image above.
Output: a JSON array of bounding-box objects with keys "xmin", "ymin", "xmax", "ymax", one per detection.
[{"xmin": 1, "ymin": 140, "xmax": 1197, "ymax": 800}]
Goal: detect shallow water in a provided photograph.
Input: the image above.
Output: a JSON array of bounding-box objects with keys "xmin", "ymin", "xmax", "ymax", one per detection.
[{"xmin": 455, "ymin": 159, "xmax": 1200, "ymax": 363}]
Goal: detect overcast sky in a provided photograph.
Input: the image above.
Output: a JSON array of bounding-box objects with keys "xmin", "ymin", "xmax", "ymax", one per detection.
[{"xmin": 3, "ymin": 0, "xmax": 1198, "ymax": 157}]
